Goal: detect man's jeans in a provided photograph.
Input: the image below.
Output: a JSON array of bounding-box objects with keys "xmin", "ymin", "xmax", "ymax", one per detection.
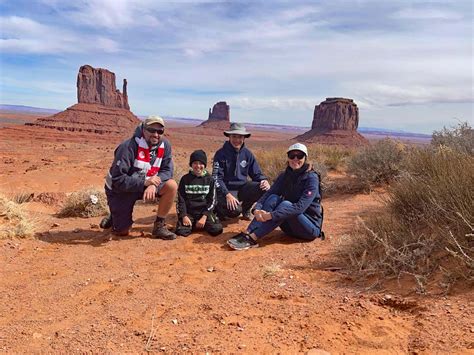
[{"xmin": 247, "ymin": 194, "xmax": 320, "ymax": 241}]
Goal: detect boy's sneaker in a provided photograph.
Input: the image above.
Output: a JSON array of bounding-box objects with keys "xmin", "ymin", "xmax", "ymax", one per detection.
[
  {"xmin": 227, "ymin": 232, "xmax": 258, "ymax": 251},
  {"xmin": 152, "ymin": 218, "xmax": 177, "ymax": 240},
  {"xmin": 100, "ymin": 214, "xmax": 113, "ymax": 229},
  {"xmin": 242, "ymin": 209, "xmax": 253, "ymax": 221}
]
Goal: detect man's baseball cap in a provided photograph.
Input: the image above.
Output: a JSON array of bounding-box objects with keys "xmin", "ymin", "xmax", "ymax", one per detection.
[{"xmin": 144, "ymin": 115, "xmax": 165, "ymax": 128}]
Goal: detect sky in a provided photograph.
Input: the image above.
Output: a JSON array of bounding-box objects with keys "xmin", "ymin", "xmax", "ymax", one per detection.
[{"xmin": 0, "ymin": 0, "xmax": 472, "ymax": 133}]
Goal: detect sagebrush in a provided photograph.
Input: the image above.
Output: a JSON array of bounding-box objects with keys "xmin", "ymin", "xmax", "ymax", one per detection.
[
  {"xmin": 347, "ymin": 138, "xmax": 406, "ymax": 187},
  {"xmin": 338, "ymin": 144, "xmax": 474, "ymax": 289}
]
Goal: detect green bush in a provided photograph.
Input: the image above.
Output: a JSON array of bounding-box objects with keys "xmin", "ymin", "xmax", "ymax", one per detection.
[
  {"xmin": 347, "ymin": 138, "xmax": 406, "ymax": 187},
  {"xmin": 432, "ymin": 121, "xmax": 474, "ymax": 155}
]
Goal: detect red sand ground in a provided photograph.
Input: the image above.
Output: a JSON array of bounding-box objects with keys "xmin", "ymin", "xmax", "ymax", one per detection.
[{"xmin": 0, "ymin": 114, "xmax": 472, "ymax": 353}]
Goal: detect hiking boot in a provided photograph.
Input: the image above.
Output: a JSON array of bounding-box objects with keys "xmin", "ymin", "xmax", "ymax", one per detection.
[
  {"xmin": 112, "ymin": 228, "xmax": 129, "ymax": 237},
  {"xmin": 152, "ymin": 218, "xmax": 177, "ymax": 240},
  {"xmin": 242, "ymin": 209, "xmax": 253, "ymax": 221},
  {"xmin": 227, "ymin": 232, "xmax": 258, "ymax": 251},
  {"xmin": 100, "ymin": 214, "xmax": 113, "ymax": 229}
]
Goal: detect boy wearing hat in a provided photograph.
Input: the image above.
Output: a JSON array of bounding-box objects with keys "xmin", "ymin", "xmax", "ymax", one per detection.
[
  {"xmin": 212, "ymin": 122, "xmax": 270, "ymax": 221},
  {"xmin": 101, "ymin": 115, "xmax": 177, "ymax": 240},
  {"xmin": 175, "ymin": 150, "xmax": 223, "ymax": 237}
]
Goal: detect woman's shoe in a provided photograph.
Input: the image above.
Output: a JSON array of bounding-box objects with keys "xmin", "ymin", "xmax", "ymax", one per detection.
[{"xmin": 227, "ymin": 232, "xmax": 258, "ymax": 250}]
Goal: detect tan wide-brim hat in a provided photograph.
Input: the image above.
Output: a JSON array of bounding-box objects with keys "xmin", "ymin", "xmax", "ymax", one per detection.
[
  {"xmin": 144, "ymin": 115, "xmax": 165, "ymax": 128},
  {"xmin": 224, "ymin": 122, "xmax": 251, "ymax": 138}
]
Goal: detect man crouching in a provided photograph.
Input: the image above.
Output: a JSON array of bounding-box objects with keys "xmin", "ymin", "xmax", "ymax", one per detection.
[{"xmin": 102, "ymin": 115, "xmax": 177, "ymax": 240}]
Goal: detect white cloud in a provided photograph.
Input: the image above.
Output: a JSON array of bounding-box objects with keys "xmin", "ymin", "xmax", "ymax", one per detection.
[{"xmin": 0, "ymin": 16, "xmax": 120, "ymax": 54}]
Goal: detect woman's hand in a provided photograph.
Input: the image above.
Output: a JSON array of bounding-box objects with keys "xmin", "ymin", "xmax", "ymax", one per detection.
[
  {"xmin": 259, "ymin": 179, "xmax": 270, "ymax": 191},
  {"xmin": 254, "ymin": 209, "xmax": 272, "ymax": 222}
]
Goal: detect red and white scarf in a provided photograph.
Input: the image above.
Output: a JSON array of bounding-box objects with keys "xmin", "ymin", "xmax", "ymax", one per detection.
[{"xmin": 134, "ymin": 137, "xmax": 165, "ymax": 177}]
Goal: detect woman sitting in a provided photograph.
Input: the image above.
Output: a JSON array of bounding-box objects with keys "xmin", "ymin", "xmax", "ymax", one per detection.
[{"xmin": 227, "ymin": 143, "xmax": 324, "ymax": 251}]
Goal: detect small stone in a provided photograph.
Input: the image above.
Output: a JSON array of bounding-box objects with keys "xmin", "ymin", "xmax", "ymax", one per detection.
[
  {"xmin": 207, "ymin": 267, "xmax": 215, "ymax": 272},
  {"xmin": 384, "ymin": 294, "xmax": 392, "ymax": 300},
  {"xmin": 51, "ymin": 223, "xmax": 60, "ymax": 228},
  {"xmin": 238, "ymin": 344, "xmax": 246, "ymax": 349},
  {"xmin": 90, "ymin": 223, "xmax": 99, "ymax": 229},
  {"xmin": 73, "ymin": 228, "xmax": 80, "ymax": 233},
  {"xmin": 172, "ymin": 319, "xmax": 178, "ymax": 325}
]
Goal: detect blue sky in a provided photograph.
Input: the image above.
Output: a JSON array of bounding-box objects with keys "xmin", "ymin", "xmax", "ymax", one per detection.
[{"xmin": 0, "ymin": 0, "xmax": 472, "ymax": 133}]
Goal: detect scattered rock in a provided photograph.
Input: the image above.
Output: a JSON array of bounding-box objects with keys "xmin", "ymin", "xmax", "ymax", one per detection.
[
  {"xmin": 172, "ymin": 319, "xmax": 178, "ymax": 325},
  {"xmin": 207, "ymin": 267, "xmax": 215, "ymax": 272}
]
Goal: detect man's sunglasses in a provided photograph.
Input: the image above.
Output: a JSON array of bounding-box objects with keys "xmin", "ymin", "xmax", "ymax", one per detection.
[
  {"xmin": 287, "ymin": 152, "xmax": 305, "ymax": 160},
  {"xmin": 145, "ymin": 127, "xmax": 164, "ymax": 134}
]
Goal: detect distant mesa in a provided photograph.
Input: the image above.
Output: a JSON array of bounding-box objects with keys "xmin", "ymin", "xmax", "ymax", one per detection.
[
  {"xmin": 296, "ymin": 97, "xmax": 368, "ymax": 145},
  {"xmin": 199, "ymin": 101, "xmax": 231, "ymax": 129},
  {"xmin": 26, "ymin": 65, "xmax": 139, "ymax": 135}
]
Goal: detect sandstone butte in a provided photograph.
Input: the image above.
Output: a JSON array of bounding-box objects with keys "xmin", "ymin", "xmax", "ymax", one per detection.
[
  {"xmin": 26, "ymin": 65, "xmax": 139, "ymax": 135},
  {"xmin": 199, "ymin": 101, "xmax": 231, "ymax": 130},
  {"xmin": 296, "ymin": 97, "xmax": 368, "ymax": 146}
]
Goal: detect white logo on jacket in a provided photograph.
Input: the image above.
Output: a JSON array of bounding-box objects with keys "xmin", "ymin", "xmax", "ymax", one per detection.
[{"xmin": 240, "ymin": 160, "xmax": 247, "ymax": 168}]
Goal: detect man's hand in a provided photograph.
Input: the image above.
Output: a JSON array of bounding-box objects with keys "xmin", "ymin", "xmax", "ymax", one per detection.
[
  {"xmin": 145, "ymin": 175, "xmax": 161, "ymax": 187},
  {"xmin": 182, "ymin": 216, "xmax": 192, "ymax": 227},
  {"xmin": 196, "ymin": 215, "xmax": 207, "ymax": 229},
  {"xmin": 226, "ymin": 193, "xmax": 240, "ymax": 211},
  {"xmin": 260, "ymin": 179, "xmax": 270, "ymax": 191},
  {"xmin": 254, "ymin": 209, "xmax": 272, "ymax": 222},
  {"xmin": 143, "ymin": 185, "xmax": 157, "ymax": 202}
]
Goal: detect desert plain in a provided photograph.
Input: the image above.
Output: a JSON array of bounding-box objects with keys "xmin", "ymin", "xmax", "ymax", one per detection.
[{"xmin": 0, "ymin": 111, "xmax": 472, "ymax": 353}]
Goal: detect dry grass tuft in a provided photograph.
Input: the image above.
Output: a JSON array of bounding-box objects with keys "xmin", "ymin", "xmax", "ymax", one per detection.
[
  {"xmin": 57, "ymin": 187, "xmax": 108, "ymax": 218},
  {"xmin": 0, "ymin": 194, "xmax": 35, "ymax": 238},
  {"xmin": 262, "ymin": 262, "xmax": 283, "ymax": 278},
  {"xmin": 338, "ymin": 142, "xmax": 474, "ymax": 290}
]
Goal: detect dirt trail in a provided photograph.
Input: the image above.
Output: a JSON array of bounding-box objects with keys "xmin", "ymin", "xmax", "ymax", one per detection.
[{"xmin": 0, "ymin": 124, "xmax": 472, "ymax": 353}]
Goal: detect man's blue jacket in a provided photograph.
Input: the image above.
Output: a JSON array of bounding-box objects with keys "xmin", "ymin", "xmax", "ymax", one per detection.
[{"xmin": 212, "ymin": 141, "xmax": 266, "ymax": 195}]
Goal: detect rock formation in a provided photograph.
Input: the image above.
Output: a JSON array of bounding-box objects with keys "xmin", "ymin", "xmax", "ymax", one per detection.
[
  {"xmin": 77, "ymin": 65, "xmax": 130, "ymax": 110},
  {"xmin": 199, "ymin": 101, "xmax": 231, "ymax": 129},
  {"xmin": 296, "ymin": 97, "xmax": 367, "ymax": 145},
  {"xmin": 27, "ymin": 65, "xmax": 139, "ymax": 135}
]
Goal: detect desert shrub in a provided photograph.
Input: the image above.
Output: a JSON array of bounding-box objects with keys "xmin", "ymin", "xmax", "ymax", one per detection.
[
  {"xmin": 11, "ymin": 192, "xmax": 34, "ymax": 204},
  {"xmin": 57, "ymin": 187, "xmax": 108, "ymax": 218},
  {"xmin": 253, "ymin": 147, "xmax": 287, "ymax": 183},
  {"xmin": 338, "ymin": 146, "xmax": 474, "ymax": 289},
  {"xmin": 347, "ymin": 138, "xmax": 406, "ymax": 187},
  {"xmin": 432, "ymin": 121, "xmax": 474, "ymax": 155},
  {"xmin": 313, "ymin": 145, "xmax": 353, "ymax": 171},
  {"xmin": 0, "ymin": 194, "xmax": 35, "ymax": 238}
]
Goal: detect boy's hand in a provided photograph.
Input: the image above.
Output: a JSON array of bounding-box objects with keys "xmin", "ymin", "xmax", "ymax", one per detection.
[
  {"xmin": 196, "ymin": 215, "xmax": 207, "ymax": 229},
  {"xmin": 145, "ymin": 176, "xmax": 161, "ymax": 187},
  {"xmin": 182, "ymin": 216, "xmax": 192, "ymax": 226}
]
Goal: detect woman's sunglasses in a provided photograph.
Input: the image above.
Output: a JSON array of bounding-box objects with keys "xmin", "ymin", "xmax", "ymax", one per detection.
[
  {"xmin": 287, "ymin": 152, "xmax": 305, "ymax": 160},
  {"xmin": 145, "ymin": 127, "xmax": 165, "ymax": 135}
]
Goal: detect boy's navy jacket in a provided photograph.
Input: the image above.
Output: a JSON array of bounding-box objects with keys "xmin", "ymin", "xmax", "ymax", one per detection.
[
  {"xmin": 212, "ymin": 141, "xmax": 267, "ymax": 195},
  {"xmin": 255, "ymin": 165, "xmax": 323, "ymax": 229},
  {"xmin": 105, "ymin": 124, "xmax": 173, "ymax": 192},
  {"xmin": 177, "ymin": 170, "xmax": 217, "ymax": 218}
]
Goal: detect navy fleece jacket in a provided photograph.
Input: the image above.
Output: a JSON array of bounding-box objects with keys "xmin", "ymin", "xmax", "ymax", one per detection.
[
  {"xmin": 212, "ymin": 141, "xmax": 266, "ymax": 195},
  {"xmin": 105, "ymin": 125, "xmax": 173, "ymax": 192},
  {"xmin": 255, "ymin": 166, "xmax": 322, "ymax": 228}
]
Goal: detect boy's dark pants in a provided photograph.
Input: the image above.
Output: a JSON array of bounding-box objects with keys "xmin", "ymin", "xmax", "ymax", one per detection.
[
  {"xmin": 215, "ymin": 181, "xmax": 265, "ymax": 219},
  {"xmin": 175, "ymin": 212, "xmax": 223, "ymax": 237}
]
